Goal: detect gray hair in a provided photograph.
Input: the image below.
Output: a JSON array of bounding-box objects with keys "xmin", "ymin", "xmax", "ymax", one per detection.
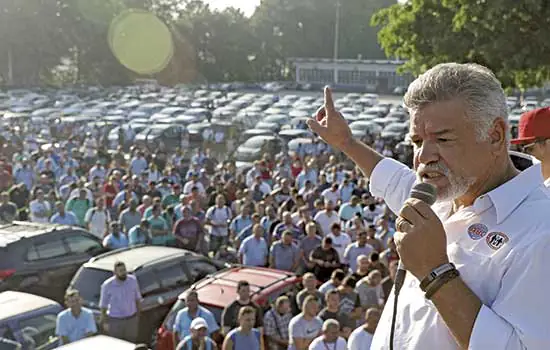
[
  {"xmin": 322, "ymin": 319, "xmax": 340, "ymax": 331},
  {"xmin": 404, "ymin": 63, "xmax": 508, "ymax": 141}
]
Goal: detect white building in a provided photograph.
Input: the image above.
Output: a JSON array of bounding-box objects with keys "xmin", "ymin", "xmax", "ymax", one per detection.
[{"xmin": 289, "ymin": 57, "xmax": 414, "ymax": 93}]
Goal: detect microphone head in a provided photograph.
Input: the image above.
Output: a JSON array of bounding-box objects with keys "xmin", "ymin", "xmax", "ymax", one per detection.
[{"xmin": 410, "ymin": 182, "xmax": 437, "ymax": 205}]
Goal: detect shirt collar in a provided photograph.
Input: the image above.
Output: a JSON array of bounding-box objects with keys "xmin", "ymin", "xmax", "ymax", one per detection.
[{"xmin": 481, "ymin": 163, "xmax": 543, "ymax": 224}]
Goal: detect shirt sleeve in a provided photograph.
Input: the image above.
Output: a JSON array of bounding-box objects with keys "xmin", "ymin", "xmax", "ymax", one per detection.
[
  {"xmin": 99, "ymin": 282, "xmax": 110, "ymax": 309},
  {"xmin": 55, "ymin": 313, "xmax": 67, "ymax": 337},
  {"xmin": 469, "ymin": 235, "xmax": 550, "ymax": 349},
  {"xmin": 368, "ymin": 158, "xmax": 416, "ymax": 216}
]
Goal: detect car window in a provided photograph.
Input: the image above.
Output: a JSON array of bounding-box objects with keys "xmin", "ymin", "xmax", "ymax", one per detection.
[
  {"xmin": 136, "ymin": 270, "xmax": 161, "ymax": 297},
  {"xmin": 27, "ymin": 239, "xmax": 68, "ymax": 261},
  {"xmin": 155, "ymin": 262, "xmax": 190, "ymax": 289},
  {"xmin": 18, "ymin": 313, "xmax": 57, "ymax": 349},
  {"xmin": 71, "ymin": 267, "xmax": 112, "ymax": 305},
  {"xmin": 186, "ymin": 259, "xmax": 219, "ymax": 283},
  {"xmin": 64, "ymin": 234, "xmax": 102, "ymax": 255},
  {"xmin": 0, "ymin": 326, "xmax": 16, "ymax": 342}
]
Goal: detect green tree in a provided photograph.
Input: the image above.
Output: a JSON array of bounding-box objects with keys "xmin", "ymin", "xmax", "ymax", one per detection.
[{"xmin": 373, "ymin": 0, "xmax": 550, "ymax": 89}]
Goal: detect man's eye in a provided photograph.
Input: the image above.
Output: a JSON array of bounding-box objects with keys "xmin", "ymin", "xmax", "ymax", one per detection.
[{"xmin": 437, "ymin": 138, "xmax": 451, "ymax": 143}]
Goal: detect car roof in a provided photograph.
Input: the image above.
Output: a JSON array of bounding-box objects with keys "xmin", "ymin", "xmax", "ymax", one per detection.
[
  {"xmin": 0, "ymin": 221, "xmax": 80, "ymax": 248},
  {"xmin": 55, "ymin": 335, "xmax": 135, "ymax": 349},
  {"xmin": 0, "ymin": 291, "xmax": 61, "ymax": 322},
  {"xmin": 85, "ymin": 245, "xmax": 192, "ymax": 272},
  {"xmin": 178, "ymin": 266, "xmax": 299, "ymax": 307}
]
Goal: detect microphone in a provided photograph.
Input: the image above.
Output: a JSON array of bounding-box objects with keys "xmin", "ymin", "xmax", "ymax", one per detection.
[
  {"xmin": 395, "ymin": 182, "xmax": 437, "ymax": 291},
  {"xmin": 389, "ymin": 182, "xmax": 437, "ymax": 350}
]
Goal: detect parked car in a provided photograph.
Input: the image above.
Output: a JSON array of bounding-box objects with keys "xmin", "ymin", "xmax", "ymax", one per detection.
[
  {"xmin": 0, "ymin": 222, "xmax": 107, "ymax": 303},
  {"xmin": 134, "ymin": 124, "xmax": 185, "ymax": 152},
  {"xmin": 68, "ymin": 245, "xmax": 228, "ymax": 345},
  {"xmin": 154, "ymin": 266, "xmax": 301, "ymax": 350},
  {"xmin": 54, "ymin": 335, "xmax": 135, "ymax": 349},
  {"xmin": 0, "ymin": 291, "xmax": 63, "ymax": 350}
]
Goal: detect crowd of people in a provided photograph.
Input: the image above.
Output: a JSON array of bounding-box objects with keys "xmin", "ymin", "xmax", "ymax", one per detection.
[{"xmin": 0, "ymin": 105, "xmax": 409, "ymax": 349}]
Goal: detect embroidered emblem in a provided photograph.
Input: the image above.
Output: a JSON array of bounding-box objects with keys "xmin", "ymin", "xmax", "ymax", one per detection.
[
  {"xmin": 486, "ymin": 232, "xmax": 509, "ymax": 250},
  {"xmin": 467, "ymin": 223, "xmax": 488, "ymax": 240}
]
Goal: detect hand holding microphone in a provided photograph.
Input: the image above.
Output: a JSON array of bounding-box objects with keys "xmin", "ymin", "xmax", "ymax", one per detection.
[{"xmin": 394, "ymin": 183, "xmax": 449, "ymax": 284}]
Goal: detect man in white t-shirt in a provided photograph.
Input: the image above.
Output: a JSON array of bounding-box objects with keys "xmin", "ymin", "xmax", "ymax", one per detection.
[
  {"xmin": 348, "ymin": 308, "xmax": 381, "ymax": 350},
  {"xmin": 321, "ymin": 183, "xmax": 340, "ymax": 205},
  {"xmin": 29, "ymin": 190, "xmax": 51, "ymax": 223},
  {"xmin": 308, "ymin": 319, "xmax": 347, "ymax": 350},
  {"xmin": 326, "ymin": 222, "xmax": 351, "ymax": 262},
  {"xmin": 84, "ymin": 197, "xmax": 111, "ymax": 239},
  {"xmin": 313, "ymin": 200, "xmax": 340, "ymax": 236},
  {"xmin": 205, "ymin": 194, "xmax": 232, "ymax": 253}
]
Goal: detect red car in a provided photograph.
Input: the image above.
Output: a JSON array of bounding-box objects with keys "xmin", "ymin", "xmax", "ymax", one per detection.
[{"xmin": 154, "ymin": 266, "xmax": 301, "ymax": 350}]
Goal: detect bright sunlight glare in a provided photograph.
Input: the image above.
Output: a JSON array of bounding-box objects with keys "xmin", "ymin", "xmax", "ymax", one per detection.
[{"xmin": 205, "ymin": 0, "xmax": 261, "ymax": 17}]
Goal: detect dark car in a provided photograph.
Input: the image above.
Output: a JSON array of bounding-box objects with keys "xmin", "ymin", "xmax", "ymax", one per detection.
[
  {"xmin": 155, "ymin": 266, "xmax": 301, "ymax": 350},
  {"xmin": 0, "ymin": 222, "xmax": 106, "ymax": 303},
  {"xmin": 134, "ymin": 124, "xmax": 185, "ymax": 152},
  {"xmin": 0, "ymin": 291, "xmax": 64, "ymax": 350},
  {"xmin": 68, "ymin": 245, "xmax": 227, "ymax": 345}
]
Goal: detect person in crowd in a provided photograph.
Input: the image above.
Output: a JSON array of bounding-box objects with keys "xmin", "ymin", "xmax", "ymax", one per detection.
[
  {"xmin": 119, "ymin": 200, "xmax": 142, "ymax": 234},
  {"xmin": 0, "ymin": 191, "xmax": 17, "ymax": 223},
  {"xmin": 50, "ymin": 200, "xmax": 78, "ymax": 225},
  {"xmin": 313, "ymin": 200, "xmax": 339, "ymax": 236},
  {"xmin": 221, "ymin": 280, "xmax": 263, "ymax": 335},
  {"xmin": 298, "ymin": 222, "xmax": 322, "ymax": 274},
  {"xmin": 337, "ymin": 276, "xmax": 362, "ymax": 323},
  {"xmin": 317, "ymin": 289, "xmax": 354, "ymax": 339},
  {"xmin": 29, "ymin": 189, "xmax": 51, "ymax": 223},
  {"xmin": 269, "ymin": 230, "xmax": 300, "ymax": 272},
  {"xmin": 176, "ymin": 317, "xmax": 218, "ymax": 350},
  {"xmin": 128, "ymin": 219, "xmax": 151, "ymax": 246},
  {"xmin": 288, "ymin": 296, "xmax": 323, "ymax": 350},
  {"xmin": 222, "ymin": 306, "xmax": 264, "ymax": 350},
  {"xmin": 343, "ymin": 231, "xmax": 374, "ymax": 273},
  {"xmin": 355, "ymin": 270, "xmax": 384, "ymax": 310},
  {"xmin": 102, "ymin": 222, "xmax": 129, "ymax": 250},
  {"xmin": 351, "ymin": 255, "xmax": 371, "ymax": 281},
  {"xmin": 309, "ymin": 237, "xmax": 340, "ymax": 283},
  {"xmin": 239, "ymin": 223, "xmax": 268, "ymax": 267},
  {"xmin": 347, "ymin": 308, "xmax": 381, "ymax": 350},
  {"xmin": 296, "ymin": 273, "xmax": 325, "ymax": 311},
  {"xmin": 173, "ymin": 205, "xmax": 203, "ymax": 251},
  {"xmin": 66, "ymin": 188, "xmax": 92, "ymax": 227},
  {"xmin": 308, "ymin": 319, "xmax": 347, "ymax": 350},
  {"xmin": 318, "ymin": 269, "xmax": 346, "ymax": 295},
  {"xmin": 205, "ymin": 194, "xmax": 232, "ymax": 253},
  {"xmin": 99, "ymin": 261, "xmax": 142, "ymax": 343},
  {"xmin": 173, "ymin": 290, "xmax": 220, "ymax": 345},
  {"xmin": 325, "ymin": 223, "xmax": 351, "ymax": 263},
  {"xmin": 85, "ymin": 197, "xmax": 111, "ymax": 239},
  {"xmin": 263, "ymin": 296, "xmax": 292, "ymax": 350},
  {"xmin": 148, "ymin": 203, "xmax": 172, "ymax": 246},
  {"xmin": 55, "ymin": 289, "xmax": 97, "ymax": 345}
]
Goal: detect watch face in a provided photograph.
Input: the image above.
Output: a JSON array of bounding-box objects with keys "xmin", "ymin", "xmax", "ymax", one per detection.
[{"xmin": 509, "ymin": 151, "xmax": 535, "ymax": 171}]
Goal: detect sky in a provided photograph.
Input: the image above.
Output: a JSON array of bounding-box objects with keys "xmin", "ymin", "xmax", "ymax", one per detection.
[{"xmin": 205, "ymin": 0, "xmax": 261, "ymax": 17}]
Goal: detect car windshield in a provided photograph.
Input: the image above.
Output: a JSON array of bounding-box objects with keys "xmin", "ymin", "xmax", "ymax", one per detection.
[{"xmin": 71, "ymin": 267, "xmax": 112, "ymax": 306}]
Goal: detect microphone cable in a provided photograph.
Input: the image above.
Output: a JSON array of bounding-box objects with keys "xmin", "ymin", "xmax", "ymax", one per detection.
[{"xmin": 389, "ymin": 268, "xmax": 406, "ymax": 350}]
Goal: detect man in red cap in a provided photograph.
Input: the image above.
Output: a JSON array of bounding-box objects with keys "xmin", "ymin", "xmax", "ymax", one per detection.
[{"xmin": 511, "ymin": 107, "xmax": 550, "ymax": 184}]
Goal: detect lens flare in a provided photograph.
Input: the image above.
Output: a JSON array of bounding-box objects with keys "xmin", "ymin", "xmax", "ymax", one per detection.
[{"xmin": 108, "ymin": 9, "xmax": 174, "ymax": 75}]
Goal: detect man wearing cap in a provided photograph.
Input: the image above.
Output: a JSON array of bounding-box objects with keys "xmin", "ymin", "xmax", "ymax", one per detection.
[
  {"xmin": 174, "ymin": 290, "xmax": 220, "ymax": 346},
  {"xmin": 511, "ymin": 107, "xmax": 550, "ymax": 184},
  {"xmin": 176, "ymin": 317, "xmax": 217, "ymax": 350}
]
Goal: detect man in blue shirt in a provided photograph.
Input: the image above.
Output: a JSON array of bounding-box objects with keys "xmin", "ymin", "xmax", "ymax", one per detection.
[
  {"xmin": 238, "ymin": 224, "xmax": 268, "ymax": 267},
  {"xmin": 102, "ymin": 222, "xmax": 129, "ymax": 250},
  {"xmin": 174, "ymin": 290, "xmax": 220, "ymax": 345},
  {"xmin": 50, "ymin": 201, "xmax": 78, "ymax": 226},
  {"xmin": 55, "ymin": 289, "xmax": 97, "ymax": 345}
]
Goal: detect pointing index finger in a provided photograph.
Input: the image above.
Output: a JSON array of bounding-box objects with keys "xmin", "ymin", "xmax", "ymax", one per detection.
[{"xmin": 324, "ymin": 86, "xmax": 335, "ymax": 112}]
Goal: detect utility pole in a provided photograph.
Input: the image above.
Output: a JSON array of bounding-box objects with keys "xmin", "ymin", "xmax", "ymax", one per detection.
[{"xmin": 333, "ymin": 0, "xmax": 341, "ymax": 84}]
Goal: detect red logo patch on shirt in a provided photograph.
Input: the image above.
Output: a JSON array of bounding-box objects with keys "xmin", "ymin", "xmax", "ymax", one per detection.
[{"xmin": 467, "ymin": 223, "xmax": 488, "ymax": 240}]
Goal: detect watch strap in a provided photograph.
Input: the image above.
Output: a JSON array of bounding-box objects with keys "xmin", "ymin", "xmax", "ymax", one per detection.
[{"xmin": 419, "ymin": 262, "xmax": 456, "ymax": 292}]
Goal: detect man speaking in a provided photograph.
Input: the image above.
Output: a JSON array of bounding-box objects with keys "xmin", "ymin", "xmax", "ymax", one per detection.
[{"xmin": 307, "ymin": 63, "xmax": 550, "ymax": 349}]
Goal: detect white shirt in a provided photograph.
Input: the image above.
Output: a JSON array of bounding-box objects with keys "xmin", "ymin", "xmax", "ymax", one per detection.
[
  {"xmin": 321, "ymin": 188, "xmax": 340, "ymax": 204},
  {"xmin": 84, "ymin": 207, "xmax": 111, "ymax": 239},
  {"xmin": 326, "ymin": 232, "xmax": 352, "ymax": 261},
  {"xmin": 314, "ymin": 210, "xmax": 340, "ymax": 236},
  {"xmin": 30, "ymin": 200, "xmax": 51, "ymax": 223},
  {"xmin": 348, "ymin": 326, "xmax": 374, "ymax": 350},
  {"xmin": 369, "ymin": 158, "xmax": 550, "ymax": 349},
  {"xmin": 183, "ymin": 180, "xmax": 205, "ymax": 195},
  {"xmin": 308, "ymin": 336, "xmax": 347, "ymax": 350}
]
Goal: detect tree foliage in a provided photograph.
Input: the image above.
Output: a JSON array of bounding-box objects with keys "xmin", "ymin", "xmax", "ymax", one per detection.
[
  {"xmin": 0, "ymin": 0, "xmax": 392, "ymax": 86},
  {"xmin": 372, "ymin": 0, "xmax": 550, "ymax": 89}
]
